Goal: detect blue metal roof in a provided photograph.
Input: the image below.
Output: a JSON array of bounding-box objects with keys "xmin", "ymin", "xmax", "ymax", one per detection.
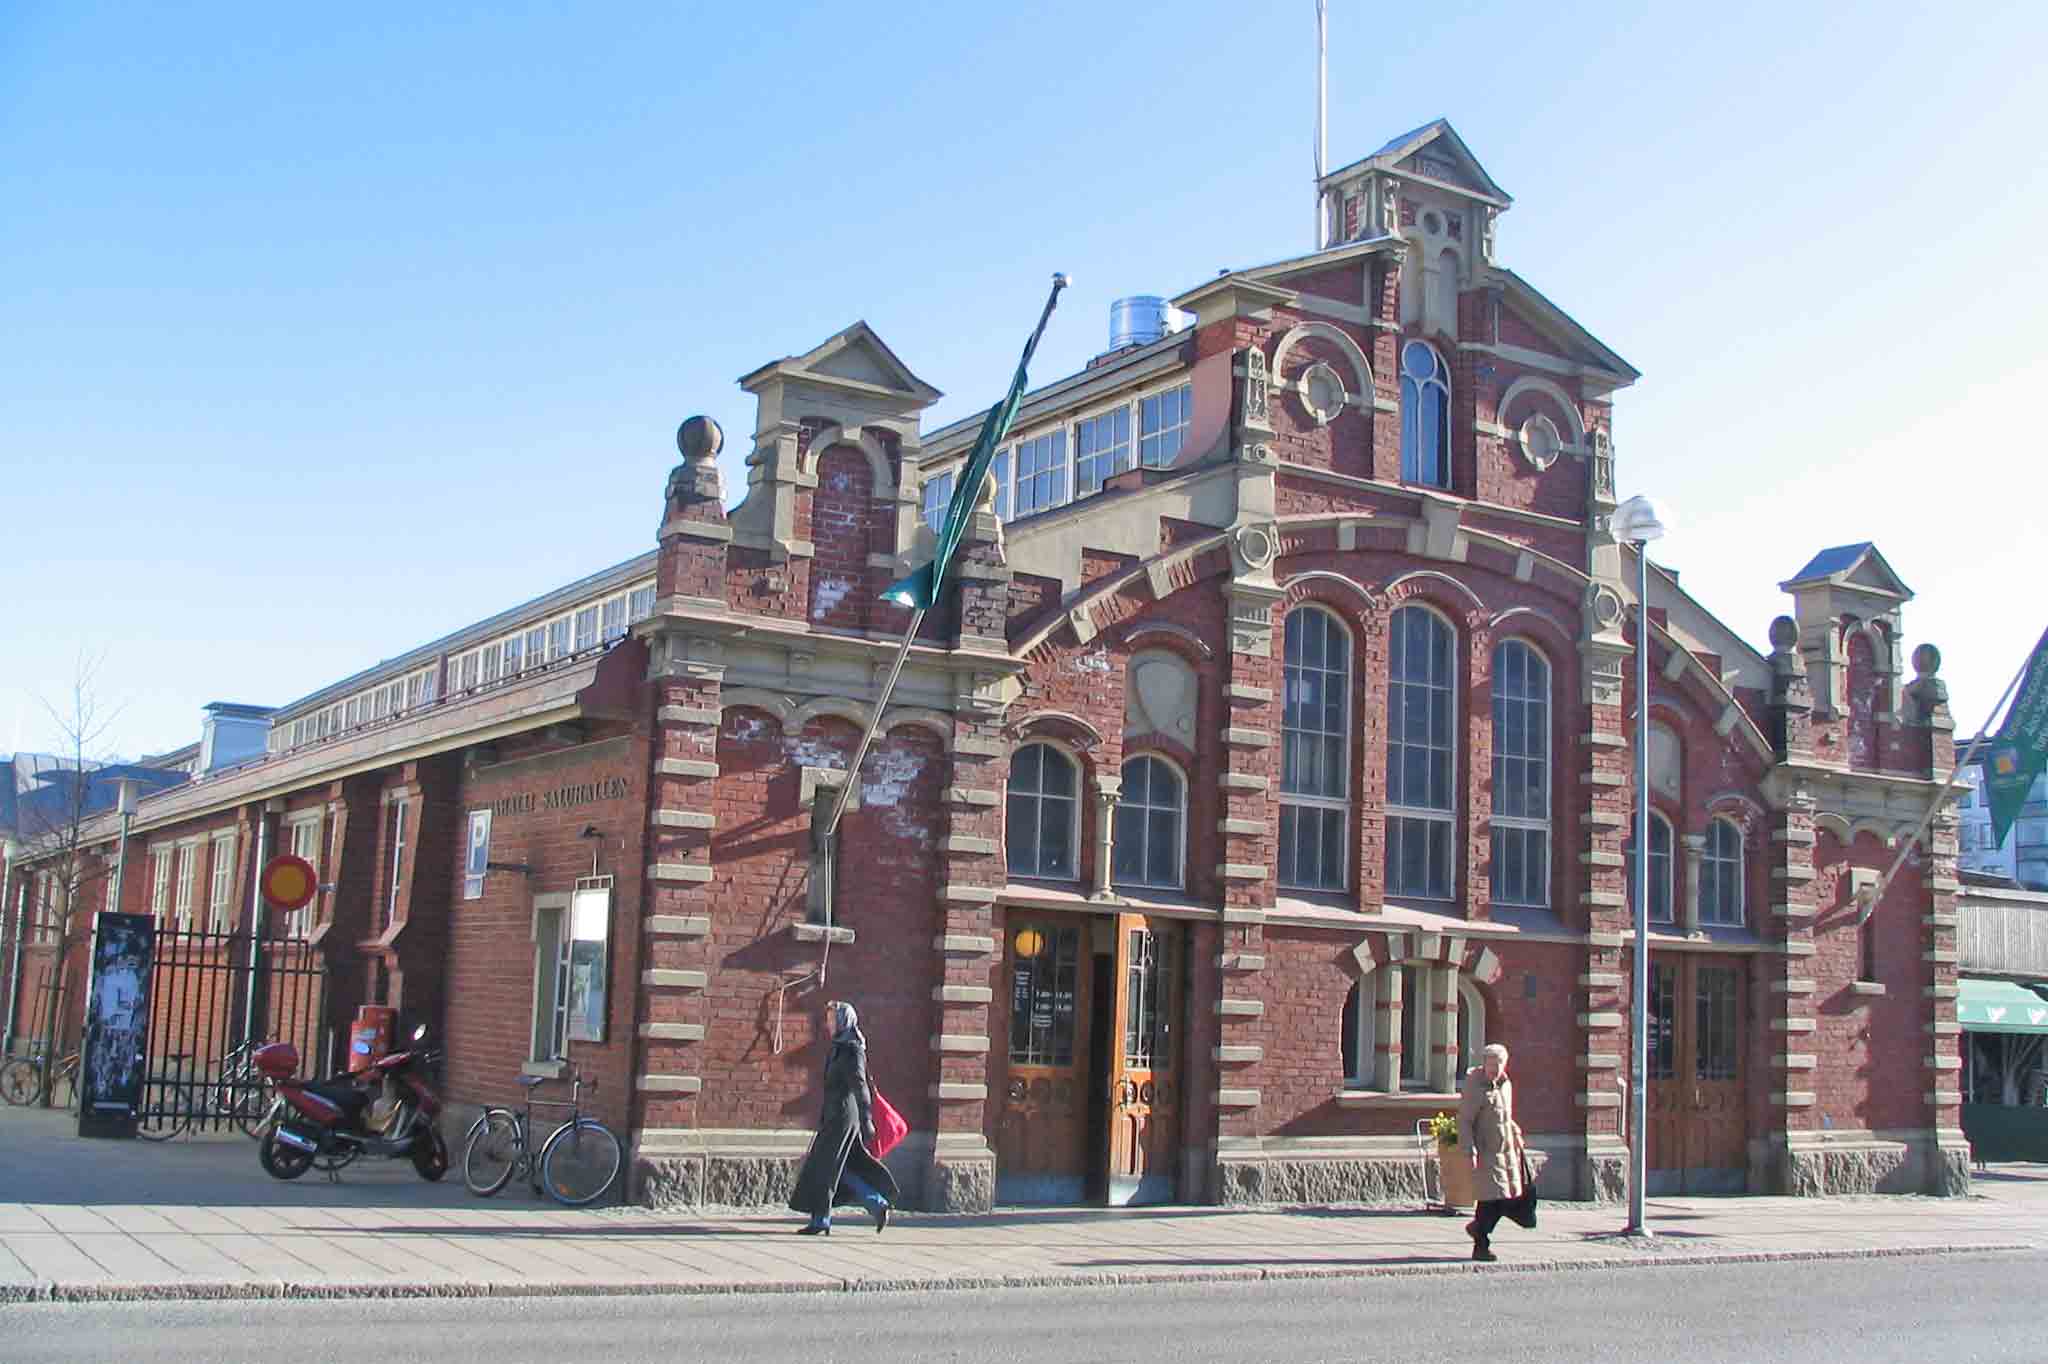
[{"xmin": 1786, "ymin": 543, "xmax": 1874, "ymax": 584}]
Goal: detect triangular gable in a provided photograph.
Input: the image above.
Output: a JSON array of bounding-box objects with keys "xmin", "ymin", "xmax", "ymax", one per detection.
[
  {"xmin": 1496, "ymin": 271, "xmax": 1639, "ymax": 385},
  {"xmin": 1322, "ymin": 118, "xmax": 1511, "ymax": 207},
  {"xmin": 740, "ymin": 320, "xmax": 943, "ymax": 405},
  {"xmin": 1781, "ymin": 543, "xmax": 1913, "ymax": 601}
]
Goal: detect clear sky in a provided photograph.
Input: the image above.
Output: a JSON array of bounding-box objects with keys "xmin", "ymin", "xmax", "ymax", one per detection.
[{"xmin": 4, "ymin": 1, "xmax": 2045, "ymax": 760}]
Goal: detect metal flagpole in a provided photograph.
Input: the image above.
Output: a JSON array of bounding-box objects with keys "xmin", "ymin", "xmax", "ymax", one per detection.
[
  {"xmin": 1856, "ymin": 645, "xmax": 2036, "ymax": 925},
  {"xmin": 819, "ymin": 607, "xmax": 928, "ymax": 842},
  {"xmin": 1314, "ymin": 0, "xmax": 1328, "ymax": 250},
  {"xmin": 1627, "ymin": 539, "xmax": 1651, "ymax": 1236}
]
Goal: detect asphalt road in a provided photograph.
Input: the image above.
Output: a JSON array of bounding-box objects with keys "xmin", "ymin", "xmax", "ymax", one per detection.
[{"xmin": 3, "ymin": 1251, "xmax": 2035, "ymax": 1363}]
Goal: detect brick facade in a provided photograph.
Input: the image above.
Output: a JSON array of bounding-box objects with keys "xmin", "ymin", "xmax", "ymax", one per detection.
[{"xmin": 2, "ymin": 120, "xmax": 1967, "ymax": 1206}]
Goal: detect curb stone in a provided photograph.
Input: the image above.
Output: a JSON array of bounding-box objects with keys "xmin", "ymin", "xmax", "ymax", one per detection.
[{"xmin": 0, "ymin": 1242, "xmax": 2028, "ymax": 1306}]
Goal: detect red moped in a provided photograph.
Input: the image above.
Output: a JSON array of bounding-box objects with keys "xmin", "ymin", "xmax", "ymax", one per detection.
[{"xmin": 254, "ymin": 1025, "xmax": 449, "ymax": 1182}]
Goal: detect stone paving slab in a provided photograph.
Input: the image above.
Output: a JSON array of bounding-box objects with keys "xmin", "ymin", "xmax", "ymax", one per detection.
[{"xmin": 3, "ymin": 1112, "xmax": 2046, "ymax": 1306}]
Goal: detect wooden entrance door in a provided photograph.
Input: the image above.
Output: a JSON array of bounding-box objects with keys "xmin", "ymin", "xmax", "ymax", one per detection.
[
  {"xmin": 1646, "ymin": 957, "xmax": 1746, "ymax": 1194},
  {"xmin": 1106, "ymin": 914, "xmax": 1181, "ymax": 1206},
  {"xmin": 995, "ymin": 916, "xmax": 1091, "ymax": 1204}
]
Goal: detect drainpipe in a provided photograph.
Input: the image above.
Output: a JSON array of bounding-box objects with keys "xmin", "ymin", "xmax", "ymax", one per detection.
[
  {"xmin": 242, "ymin": 804, "xmax": 272, "ymax": 1046},
  {"xmin": 3, "ymin": 841, "xmax": 23, "ymax": 1057}
]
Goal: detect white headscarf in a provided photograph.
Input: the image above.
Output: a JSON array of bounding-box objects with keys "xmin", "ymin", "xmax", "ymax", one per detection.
[{"xmin": 830, "ymin": 1000, "xmax": 859, "ymax": 1039}]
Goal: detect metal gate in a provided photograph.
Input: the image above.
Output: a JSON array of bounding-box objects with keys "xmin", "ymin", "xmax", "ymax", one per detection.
[{"xmin": 137, "ymin": 925, "xmax": 329, "ymax": 1137}]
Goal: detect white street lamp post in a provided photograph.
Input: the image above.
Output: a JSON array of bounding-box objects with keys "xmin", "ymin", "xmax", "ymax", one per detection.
[{"xmin": 1611, "ymin": 494, "xmax": 1668, "ymax": 1238}]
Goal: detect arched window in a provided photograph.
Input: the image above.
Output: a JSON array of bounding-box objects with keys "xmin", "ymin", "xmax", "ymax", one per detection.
[
  {"xmin": 1341, "ymin": 982, "xmax": 1366, "ymax": 1084},
  {"xmin": 1007, "ymin": 743, "xmax": 1079, "ymax": 880},
  {"xmin": 1700, "ymin": 816, "xmax": 1745, "ymax": 927},
  {"xmin": 1489, "ymin": 639, "xmax": 1550, "ymax": 907},
  {"xmin": 1386, "ymin": 605, "xmax": 1456, "ymax": 899},
  {"xmin": 1628, "ymin": 811, "xmax": 1675, "ymax": 924},
  {"xmin": 1456, "ymin": 977, "xmax": 1488, "ymax": 1082},
  {"xmin": 1400, "ymin": 341, "xmax": 1451, "ymax": 488},
  {"xmin": 1280, "ymin": 607, "xmax": 1350, "ymax": 890},
  {"xmin": 1114, "ymin": 756, "xmax": 1185, "ymax": 889},
  {"xmin": 1341, "ymin": 966, "xmax": 1488, "ymax": 1092}
]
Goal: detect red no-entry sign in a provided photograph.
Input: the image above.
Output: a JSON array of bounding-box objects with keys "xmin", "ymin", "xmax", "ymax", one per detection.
[{"xmin": 261, "ymin": 854, "xmax": 318, "ymax": 911}]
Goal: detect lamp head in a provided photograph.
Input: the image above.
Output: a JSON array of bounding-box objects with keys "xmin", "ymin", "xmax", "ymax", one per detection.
[{"xmin": 1612, "ymin": 494, "xmax": 1669, "ymax": 545}]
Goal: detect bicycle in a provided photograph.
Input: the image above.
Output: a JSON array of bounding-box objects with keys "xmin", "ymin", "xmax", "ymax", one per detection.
[
  {"xmin": 136, "ymin": 1052, "xmax": 198, "ymax": 1141},
  {"xmin": 461, "ymin": 1067, "xmax": 621, "ymax": 1207},
  {"xmin": 0, "ymin": 1049, "xmax": 79, "ymax": 1111},
  {"xmin": 208, "ymin": 1038, "xmax": 274, "ymax": 1138}
]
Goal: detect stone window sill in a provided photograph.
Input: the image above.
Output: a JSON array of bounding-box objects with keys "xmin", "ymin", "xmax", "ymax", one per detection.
[
  {"xmin": 1335, "ymin": 1088, "xmax": 1461, "ymax": 1109},
  {"xmin": 521, "ymin": 1060, "xmax": 565, "ymax": 1079},
  {"xmin": 793, "ymin": 923, "xmax": 856, "ymax": 945},
  {"xmin": 1850, "ymin": 980, "xmax": 1887, "ymax": 996}
]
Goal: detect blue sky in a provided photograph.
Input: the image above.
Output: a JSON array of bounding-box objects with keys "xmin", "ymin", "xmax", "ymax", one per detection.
[{"xmin": 4, "ymin": 1, "xmax": 2045, "ymax": 759}]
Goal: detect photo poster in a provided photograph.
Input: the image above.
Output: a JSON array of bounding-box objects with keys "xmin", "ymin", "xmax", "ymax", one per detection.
[
  {"xmin": 78, "ymin": 912, "xmax": 155, "ymax": 1138},
  {"xmin": 566, "ymin": 883, "xmax": 611, "ymax": 1042}
]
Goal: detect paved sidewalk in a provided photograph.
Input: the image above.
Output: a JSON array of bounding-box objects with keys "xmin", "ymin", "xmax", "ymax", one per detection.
[{"xmin": 2, "ymin": 1106, "xmax": 2042, "ymax": 1303}]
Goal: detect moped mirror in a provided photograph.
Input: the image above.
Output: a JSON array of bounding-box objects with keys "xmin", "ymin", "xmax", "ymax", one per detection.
[{"xmin": 412, "ymin": 1024, "xmax": 427, "ymax": 1041}]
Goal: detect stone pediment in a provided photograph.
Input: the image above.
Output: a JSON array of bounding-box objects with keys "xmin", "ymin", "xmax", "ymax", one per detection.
[
  {"xmin": 1780, "ymin": 543, "xmax": 1913, "ymax": 605},
  {"xmin": 1322, "ymin": 118, "xmax": 1511, "ymax": 208},
  {"xmin": 739, "ymin": 321, "xmax": 942, "ymax": 410}
]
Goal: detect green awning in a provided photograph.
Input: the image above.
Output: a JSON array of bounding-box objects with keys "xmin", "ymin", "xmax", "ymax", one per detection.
[{"xmin": 1957, "ymin": 979, "xmax": 2048, "ymax": 1033}]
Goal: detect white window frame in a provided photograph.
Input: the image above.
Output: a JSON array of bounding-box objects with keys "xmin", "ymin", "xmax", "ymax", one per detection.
[
  {"xmin": 149, "ymin": 848, "xmax": 173, "ymax": 921},
  {"xmin": 1113, "ymin": 754, "xmax": 1186, "ymax": 890},
  {"xmin": 1400, "ymin": 340, "xmax": 1451, "ymax": 488},
  {"xmin": 1631, "ymin": 811, "xmax": 1676, "ymax": 924},
  {"xmin": 573, "ymin": 605, "xmax": 599, "ymax": 651},
  {"xmin": 628, "ymin": 584, "xmax": 657, "ymax": 623},
  {"xmin": 921, "ymin": 467, "xmax": 956, "ymax": 531},
  {"xmin": 387, "ymin": 797, "xmax": 410, "ymax": 920},
  {"xmin": 1010, "ymin": 430, "xmax": 1068, "ymax": 519},
  {"xmin": 1075, "ymin": 404, "xmax": 1134, "ymax": 494},
  {"xmin": 284, "ymin": 812, "xmax": 323, "ymax": 938},
  {"xmin": 525, "ymin": 626, "xmax": 547, "ymax": 668},
  {"xmin": 480, "ymin": 646, "xmax": 501, "ymax": 686},
  {"xmin": 547, "ymin": 617, "xmax": 571, "ymax": 660},
  {"xmin": 531, "ymin": 894, "xmax": 573, "ymax": 1064},
  {"xmin": 1006, "ymin": 742, "xmax": 1082, "ymax": 881},
  {"xmin": 1489, "ymin": 638, "xmax": 1551, "ymax": 908},
  {"xmin": 601, "ymin": 595, "xmax": 627, "ymax": 642},
  {"xmin": 1700, "ymin": 816, "xmax": 1745, "ymax": 927},
  {"xmin": 1279, "ymin": 606, "xmax": 1351, "ymax": 892},
  {"xmin": 1138, "ymin": 380, "xmax": 1193, "ymax": 468},
  {"xmin": 1385, "ymin": 604, "xmax": 1458, "ymax": 901},
  {"xmin": 207, "ymin": 831, "xmax": 236, "ymax": 933},
  {"xmin": 172, "ymin": 839, "xmax": 200, "ymax": 930}
]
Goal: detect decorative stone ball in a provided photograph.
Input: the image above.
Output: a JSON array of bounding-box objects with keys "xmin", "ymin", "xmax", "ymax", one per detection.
[
  {"xmin": 1768, "ymin": 616, "xmax": 1800, "ymax": 651},
  {"xmin": 1913, "ymin": 643, "xmax": 1942, "ymax": 679},
  {"xmin": 677, "ymin": 415, "xmax": 723, "ymax": 465}
]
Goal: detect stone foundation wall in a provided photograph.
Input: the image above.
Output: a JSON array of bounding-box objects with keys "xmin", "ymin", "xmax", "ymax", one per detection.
[{"xmin": 1770, "ymin": 1129, "xmax": 1971, "ymax": 1197}]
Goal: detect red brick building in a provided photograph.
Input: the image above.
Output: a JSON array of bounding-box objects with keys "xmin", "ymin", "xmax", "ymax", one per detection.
[{"xmin": 5, "ymin": 120, "xmax": 1968, "ymax": 1206}]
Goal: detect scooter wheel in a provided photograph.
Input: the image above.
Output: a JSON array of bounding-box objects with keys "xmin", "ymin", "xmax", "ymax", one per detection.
[
  {"xmin": 412, "ymin": 1125, "xmax": 450, "ymax": 1182},
  {"xmin": 260, "ymin": 1130, "xmax": 315, "ymax": 1181}
]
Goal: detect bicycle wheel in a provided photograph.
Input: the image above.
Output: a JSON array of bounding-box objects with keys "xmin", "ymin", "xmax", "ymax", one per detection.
[
  {"xmin": 538, "ymin": 1119, "xmax": 621, "ymax": 1207},
  {"xmin": 0, "ymin": 1059, "xmax": 40, "ymax": 1107},
  {"xmin": 463, "ymin": 1110, "xmax": 521, "ymax": 1197},
  {"xmin": 135, "ymin": 1084, "xmax": 193, "ymax": 1141},
  {"xmin": 224, "ymin": 1076, "xmax": 272, "ymax": 1138},
  {"xmin": 49, "ymin": 1063, "xmax": 76, "ymax": 1113}
]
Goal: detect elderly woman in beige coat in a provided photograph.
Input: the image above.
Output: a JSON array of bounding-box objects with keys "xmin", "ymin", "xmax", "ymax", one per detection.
[{"xmin": 1457, "ymin": 1042, "xmax": 1525, "ymax": 1262}]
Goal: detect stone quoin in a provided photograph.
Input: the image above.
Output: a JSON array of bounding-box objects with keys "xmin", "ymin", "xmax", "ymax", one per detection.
[{"xmin": 2, "ymin": 120, "xmax": 1967, "ymax": 1207}]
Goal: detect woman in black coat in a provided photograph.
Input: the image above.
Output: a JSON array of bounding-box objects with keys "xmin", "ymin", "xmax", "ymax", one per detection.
[{"xmin": 789, "ymin": 999, "xmax": 899, "ymax": 1234}]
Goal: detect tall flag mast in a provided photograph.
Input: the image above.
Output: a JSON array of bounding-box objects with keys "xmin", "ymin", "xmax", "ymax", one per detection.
[{"xmin": 1315, "ymin": 1, "xmax": 1328, "ymax": 250}]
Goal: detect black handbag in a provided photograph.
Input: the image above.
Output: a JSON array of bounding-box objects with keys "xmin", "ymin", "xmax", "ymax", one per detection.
[{"xmin": 1502, "ymin": 1152, "xmax": 1539, "ymax": 1229}]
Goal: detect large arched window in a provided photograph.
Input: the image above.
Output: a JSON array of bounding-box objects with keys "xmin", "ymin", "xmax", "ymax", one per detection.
[
  {"xmin": 1628, "ymin": 811, "xmax": 1675, "ymax": 924},
  {"xmin": 1280, "ymin": 606, "xmax": 1350, "ymax": 891},
  {"xmin": 1700, "ymin": 816, "xmax": 1745, "ymax": 927},
  {"xmin": 1114, "ymin": 756, "xmax": 1185, "ymax": 889},
  {"xmin": 1386, "ymin": 605, "xmax": 1456, "ymax": 899},
  {"xmin": 1400, "ymin": 341, "xmax": 1451, "ymax": 488},
  {"xmin": 1489, "ymin": 639, "xmax": 1550, "ymax": 907},
  {"xmin": 1341, "ymin": 967, "xmax": 1489, "ymax": 1093},
  {"xmin": 1007, "ymin": 743, "xmax": 1079, "ymax": 880}
]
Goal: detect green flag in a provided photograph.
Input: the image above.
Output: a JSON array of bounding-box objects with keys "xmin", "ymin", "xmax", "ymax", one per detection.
[
  {"xmin": 1985, "ymin": 626, "xmax": 2048, "ymax": 848},
  {"xmin": 882, "ymin": 274, "xmax": 1069, "ymax": 611}
]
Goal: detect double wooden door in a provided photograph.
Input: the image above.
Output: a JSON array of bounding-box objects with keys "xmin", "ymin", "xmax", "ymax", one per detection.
[
  {"xmin": 995, "ymin": 912, "xmax": 1181, "ymax": 1206},
  {"xmin": 1646, "ymin": 956, "xmax": 1747, "ymax": 1194}
]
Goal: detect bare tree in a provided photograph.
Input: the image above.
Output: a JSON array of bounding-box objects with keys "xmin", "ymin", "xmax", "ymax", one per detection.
[{"xmin": 9, "ymin": 650, "xmax": 123, "ymax": 1104}]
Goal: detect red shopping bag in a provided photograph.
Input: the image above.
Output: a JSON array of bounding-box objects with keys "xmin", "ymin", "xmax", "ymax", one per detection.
[{"xmin": 870, "ymin": 1086, "xmax": 909, "ymax": 1157}]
